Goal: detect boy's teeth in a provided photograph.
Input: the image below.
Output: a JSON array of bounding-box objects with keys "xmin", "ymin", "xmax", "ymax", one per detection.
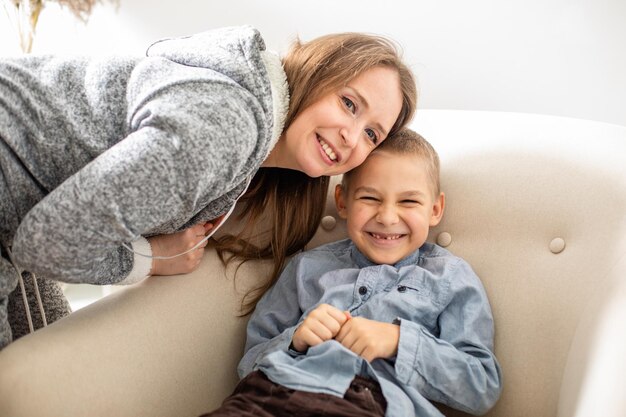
[
  {"xmin": 318, "ymin": 137, "xmax": 337, "ymax": 161},
  {"xmin": 372, "ymin": 233, "xmax": 402, "ymax": 240}
]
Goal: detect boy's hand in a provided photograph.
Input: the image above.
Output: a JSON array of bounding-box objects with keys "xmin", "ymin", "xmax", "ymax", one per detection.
[
  {"xmin": 149, "ymin": 222, "xmax": 213, "ymax": 276},
  {"xmin": 335, "ymin": 317, "xmax": 400, "ymax": 362},
  {"xmin": 292, "ymin": 304, "xmax": 350, "ymax": 353}
]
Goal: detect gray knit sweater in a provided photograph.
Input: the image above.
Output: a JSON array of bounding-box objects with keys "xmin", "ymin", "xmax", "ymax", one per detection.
[{"xmin": 0, "ymin": 26, "xmax": 289, "ymax": 346}]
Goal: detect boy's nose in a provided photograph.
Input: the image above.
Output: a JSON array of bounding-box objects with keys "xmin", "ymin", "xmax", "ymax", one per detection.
[{"xmin": 376, "ymin": 205, "xmax": 399, "ymax": 225}]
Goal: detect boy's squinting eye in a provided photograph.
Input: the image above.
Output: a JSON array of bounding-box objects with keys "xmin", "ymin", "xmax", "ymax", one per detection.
[
  {"xmin": 359, "ymin": 195, "xmax": 379, "ymax": 202},
  {"xmin": 342, "ymin": 96, "xmax": 356, "ymax": 113}
]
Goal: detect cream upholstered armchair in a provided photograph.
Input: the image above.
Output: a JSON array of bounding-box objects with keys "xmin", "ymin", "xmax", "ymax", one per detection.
[{"xmin": 0, "ymin": 110, "xmax": 624, "ymax": 417}]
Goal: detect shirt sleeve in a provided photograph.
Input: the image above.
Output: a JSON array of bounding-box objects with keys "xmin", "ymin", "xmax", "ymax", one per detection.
[
  {"xmin": 394, "ymin": 260, "xmax": 503, "ymax": 415},
  {"xmin": 12, "ymin": 81, "xmax": 260, "ymax": 285},
  {"xmin": 237, "ymin": 258, "xmax": 305, "ymax": 378}
]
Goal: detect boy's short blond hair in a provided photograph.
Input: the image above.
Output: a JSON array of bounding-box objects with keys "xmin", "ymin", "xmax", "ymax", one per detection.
[{"xmin": 342, "ymin": 128, "xmax": 441, "ymax": 197}]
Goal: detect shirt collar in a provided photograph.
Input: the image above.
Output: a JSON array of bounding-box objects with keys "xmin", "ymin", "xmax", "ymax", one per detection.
[{"xmin": 349, "ymin": 242, "xmax": 421, "ymax": 269}]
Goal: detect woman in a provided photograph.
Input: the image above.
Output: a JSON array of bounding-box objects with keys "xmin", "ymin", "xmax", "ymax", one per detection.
[{"xmin": 0, "ymin": 25, "xmax": 417, "ymax": 348}]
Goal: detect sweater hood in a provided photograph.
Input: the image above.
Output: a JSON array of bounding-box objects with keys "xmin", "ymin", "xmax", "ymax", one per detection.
[
  {"xmin": 146, "ymin": 25, "xmax": 268, "ymax": 102},
  {"xmin": 145, "ymin": 25, "xmax": 288, "ymax": 155}
]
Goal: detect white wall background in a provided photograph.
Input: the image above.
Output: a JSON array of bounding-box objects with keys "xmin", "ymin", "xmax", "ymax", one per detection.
[{"xmin": 1, "ymin": 0, "xmax": 625, "ymax": 126}]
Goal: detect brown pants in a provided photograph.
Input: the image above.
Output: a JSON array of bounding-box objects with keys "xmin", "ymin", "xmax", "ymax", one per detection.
[{"xmin": 201, "ymin": 370, "xmax": 387, "ymax": 417}]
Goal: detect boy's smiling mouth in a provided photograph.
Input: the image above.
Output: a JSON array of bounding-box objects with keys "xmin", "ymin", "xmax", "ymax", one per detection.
[{"xmin": 367, "ymin": 232, "xmax": 406, "ymax": 241}]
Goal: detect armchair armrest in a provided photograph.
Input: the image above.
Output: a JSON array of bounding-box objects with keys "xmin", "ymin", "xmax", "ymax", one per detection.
[
  {"xmin": 0, "ymin": 250, "xmax": 261, "ymax": 417},
  {"xmin": 558, "ymin": 255, "xmax": 626, "ymax": 417}
]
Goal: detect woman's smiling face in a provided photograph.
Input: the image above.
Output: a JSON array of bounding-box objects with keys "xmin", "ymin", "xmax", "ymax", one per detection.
[{"xmin": 266, "ymin": 66, "xmax": 403, "ymax": 177}]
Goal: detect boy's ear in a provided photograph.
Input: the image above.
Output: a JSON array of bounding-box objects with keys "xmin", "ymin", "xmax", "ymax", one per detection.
[
  {"xmin": 429, "ymin": 192, "xmax": 445, "ymax": 227},
  {"xmin": 335, "ymin": 184, "xmax": 348, "ymax": 219}
]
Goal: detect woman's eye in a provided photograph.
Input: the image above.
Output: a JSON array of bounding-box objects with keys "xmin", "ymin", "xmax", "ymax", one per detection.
[
  {"xmin": 342, "ymin": 96, "xmax": 356, "ymax": 113},
  {"xmin": 365, "ymin": 128, "xmax": 378, "ymax": 145}
]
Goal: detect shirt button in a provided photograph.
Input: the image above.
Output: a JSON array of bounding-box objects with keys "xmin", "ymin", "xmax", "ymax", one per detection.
[
  {"xmin": 358, "ymin": 286, "xmax": 368, "ymax": 295},
  {"xmin": 397, "ymin": 285, "xmax": 407, "ymax": 293}
]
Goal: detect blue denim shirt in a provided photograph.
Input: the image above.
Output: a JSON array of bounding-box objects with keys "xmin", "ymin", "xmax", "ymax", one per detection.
[{"xmin": 238, "ymin": 239, "xmax": 502, "ymax": 416}]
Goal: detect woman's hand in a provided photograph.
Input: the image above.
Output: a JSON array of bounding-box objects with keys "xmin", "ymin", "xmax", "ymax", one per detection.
[
  {"xmin": 335, "ymin": 317, "xmax": 400, "ymax": 362},
  {"xmin": 148, "ymin": 222, "xmax": 214, "ymax": 276},
  {"xmin": 292, "ymin": 304, "xmax": 350, "ymax": 352}
]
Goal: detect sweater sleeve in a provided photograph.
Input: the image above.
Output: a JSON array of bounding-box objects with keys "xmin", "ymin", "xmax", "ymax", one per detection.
[
  {"xmin": 12, "ymin": 81, "xmax": 262, "ymax": 284},
  {"xmin": 394, "ymin": 260, "xmax": 503, "ymax": 415}
]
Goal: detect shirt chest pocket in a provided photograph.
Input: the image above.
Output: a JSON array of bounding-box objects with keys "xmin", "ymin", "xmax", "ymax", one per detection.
[
  {"xmin": 387, "ymin": 275, "xmax": 442, "ymax": 331},
  {"xmin": 395, "ymin": 276, "xmax": 431, "ymax": 299}
]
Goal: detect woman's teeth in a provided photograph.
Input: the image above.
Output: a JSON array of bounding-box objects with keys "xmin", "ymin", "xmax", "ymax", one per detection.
[{"xmin": 318, "ymin": 137, "xmax": 337, "ymax": 162}]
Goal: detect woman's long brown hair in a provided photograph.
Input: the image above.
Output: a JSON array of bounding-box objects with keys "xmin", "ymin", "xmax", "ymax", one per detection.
[{"xmin": 213, "ymin": 32, "xmax": 417, "ymax": 315}]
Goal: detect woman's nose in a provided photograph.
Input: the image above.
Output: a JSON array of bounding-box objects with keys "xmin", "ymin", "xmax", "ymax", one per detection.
[{"xmin": 339, "ymin": 125, "xmax": 359, "ymax": 149}]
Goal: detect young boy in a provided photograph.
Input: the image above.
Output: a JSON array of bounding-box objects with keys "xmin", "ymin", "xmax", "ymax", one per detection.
[{"xmin": 203, "ymin": 129, "xmax": 502, "ymax": 417}]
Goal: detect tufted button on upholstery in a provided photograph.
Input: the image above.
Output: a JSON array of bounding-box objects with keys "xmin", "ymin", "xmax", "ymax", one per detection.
[
  {"xmin": 358, "ymin": 286, "xmax": 368, "ymax": 295},
  {"xmin": 437, "ymin": 232, "xmax": 452, "ymax": 247},
  {"xmin": 321, "ymin": 215, "xmax": 337, "ymax": 231},
  {"xmin": 549, "ymin": 237, "xmax": 566, "ymax": 254}
]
